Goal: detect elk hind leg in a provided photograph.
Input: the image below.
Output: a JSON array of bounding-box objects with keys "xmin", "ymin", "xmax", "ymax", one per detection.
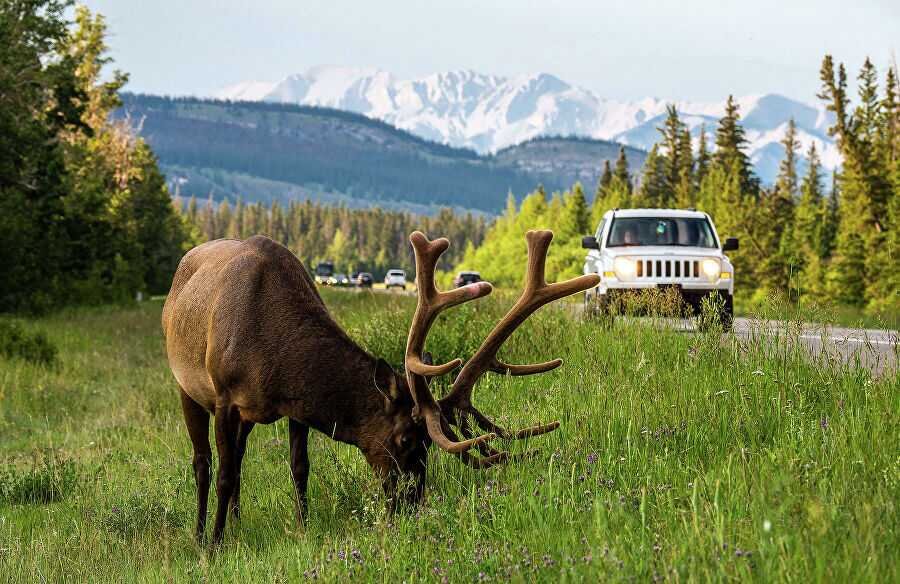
[
  {"xmin": 180, "ymin": 390, "xmax": 212, "ymax": 543},
  {"xmin": 229, "ymin": 420, "xmax": 254, "ymax": 519},
  {"xmin": 211, "ymin": 403, "xmax": 241, "ymax": 544},
  {"xmin": 289, "ymin": 419, "xmax": 310, "ymax": 525}
]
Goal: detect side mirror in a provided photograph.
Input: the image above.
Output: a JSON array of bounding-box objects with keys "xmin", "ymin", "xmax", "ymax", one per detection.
[
  {"xmin": 582, "ymin": 236, "xmax": 599, "ymax": 250},
  {"xmin": 722, "ymin": 237, "xmax": 739, "ymax": 251}
]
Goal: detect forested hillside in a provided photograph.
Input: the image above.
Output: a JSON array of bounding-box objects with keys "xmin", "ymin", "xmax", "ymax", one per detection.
[{"xmin": 119, "ymin": 94, "xmax": 645, "ymax": 213}]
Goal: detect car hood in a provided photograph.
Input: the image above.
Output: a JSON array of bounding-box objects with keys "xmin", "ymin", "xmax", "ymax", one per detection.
[{"xmin": 603, "ymin": 246, "xmax": 724, "ymax": 258}]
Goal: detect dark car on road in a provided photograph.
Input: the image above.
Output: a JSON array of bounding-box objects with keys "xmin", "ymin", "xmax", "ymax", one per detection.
[
  {"xmin": 453, "ymin": 271, "xmax": 482, "ymax": 288},
  {"xmin": 355, "ymin": 272, "xmax": 374, "ymax": 287}
]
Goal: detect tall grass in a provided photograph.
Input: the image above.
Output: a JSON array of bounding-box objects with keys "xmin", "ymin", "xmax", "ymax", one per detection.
[{"xmin": 0, "ymin": 292, "xmax": 896, "ymax": 582}]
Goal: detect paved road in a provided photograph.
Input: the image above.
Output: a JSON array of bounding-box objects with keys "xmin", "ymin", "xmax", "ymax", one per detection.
[
  {"xmin": 343, "ymin": 286, "xmax": 898, "ymax": 375},
  {"xmin": 586, "ymin": 314, "xmax": 897, "ymax": 375},
  {"xmin": 731, "ymin": 318, "xmax": 898, "ymax": 375}
]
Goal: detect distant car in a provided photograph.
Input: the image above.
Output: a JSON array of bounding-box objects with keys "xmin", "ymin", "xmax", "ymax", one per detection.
[
  {"xmin": 355, "ymin": 272, "xmax": 374, "ymax": 288},
  {"xmin": 384, "ymin": 269, "xmax": 407, "ymax": 290},
  {"xmin": 331, "ymin": 273, "xmax": 351, "ymax": 287},
  {"xmin": 314, "ymin": 261, "xmax": 334, "ymax": 285},
  {"xmin": 453, "ymin": 271, "xmax": 482, "ymax": 288}
]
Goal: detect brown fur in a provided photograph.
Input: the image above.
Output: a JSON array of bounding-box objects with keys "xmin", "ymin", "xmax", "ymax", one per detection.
[{"xmin": 163, "ymin": 236, "xmax": 426, "ymax": 544}]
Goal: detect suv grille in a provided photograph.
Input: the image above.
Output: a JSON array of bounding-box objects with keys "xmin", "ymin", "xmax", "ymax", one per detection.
[{"xmin": 635, "ymin": 259, "xmax": 701, "ymax": 279}]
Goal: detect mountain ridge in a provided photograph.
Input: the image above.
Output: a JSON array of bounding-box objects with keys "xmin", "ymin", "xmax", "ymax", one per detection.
[
  {"xmin": 120, "ymin": 93, "xmax": 646, "ymax": 214},
  {"xmin": 214, "ymin": 66, "xmax": 840, "ymax": 182}
]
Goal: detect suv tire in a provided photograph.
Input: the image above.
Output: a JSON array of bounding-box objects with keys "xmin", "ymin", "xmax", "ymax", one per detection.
[{"xmin": 720, "ymin": 293, "xmax": 734, "ymax": 331}]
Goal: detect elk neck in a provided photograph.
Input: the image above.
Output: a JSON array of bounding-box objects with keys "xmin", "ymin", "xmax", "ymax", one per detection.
[{"xmin": 275, "ymin": 319, "xmax": 390, "ymax": 446}]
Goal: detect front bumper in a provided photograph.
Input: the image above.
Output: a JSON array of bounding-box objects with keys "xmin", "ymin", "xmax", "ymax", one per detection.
[
  {"xmin": 590, "ymin": 285, "xmax": 732, "ymax": 316},
  {"xmin": 599, "ymin": 280, "xmax": 732, "ymax": 293}
]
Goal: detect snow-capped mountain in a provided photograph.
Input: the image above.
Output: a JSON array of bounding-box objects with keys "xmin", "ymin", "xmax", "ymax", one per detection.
[{"xmin": 214, "ymin": 67, "xmax": 839, "ymax": 183}]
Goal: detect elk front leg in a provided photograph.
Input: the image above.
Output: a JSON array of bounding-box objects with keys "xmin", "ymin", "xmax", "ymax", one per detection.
[
  {"xmin": 179, "ymin": 390, "xmax": 211, "ymax": 543},
  {"xmin": 211, "ymin": 404, "xmax": 240, "ymax": 544},
  {"xmin": 229, "ymin": 420, "xmax": 255, "ymax": 520},
  {"xmin": 288, "ymin": 419, "xmax": 310, "ymax": 525}
]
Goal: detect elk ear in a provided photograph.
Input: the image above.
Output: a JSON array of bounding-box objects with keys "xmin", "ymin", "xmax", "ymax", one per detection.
[
  {"xmin": 422, "ymin": 351, "xmax": 433, "ymax": 366},
  {"xmin": 374, "ymin": 358, "xmax": 402, "ymax": 403}
]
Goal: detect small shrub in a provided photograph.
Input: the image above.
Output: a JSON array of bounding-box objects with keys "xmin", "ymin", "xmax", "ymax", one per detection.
[
  {"xmin": 0, "ymin": 452, "xmax": 79, "ymax": 504},
  {"xmin": 695, "ymin": 293, "xmax": 725, "ymax": 335},
  {"xmin": 0, "ymin": 320, "xmax": 58, "ymax": 366},
  {"xmin": 100, "ymin": 493, "xmax": 187, "ymax": 538}
]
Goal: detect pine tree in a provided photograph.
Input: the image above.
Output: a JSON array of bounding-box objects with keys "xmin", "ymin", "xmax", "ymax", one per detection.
[
  {"xmin": 713, "ymin": 95, "xmax": 758, "ymax": 195},
  {"xmin": 599, "ymin": 160, "xmax": 613, "ymax": 193},
  {"xmin": 821, "ymin": 172, "xmax": 840, "ymax": 259},
  {"xmin": 794, "ymin": 143, "xmax": 826, "ymax": 296},
  {"xmin": 819, "ymin": 56, "xmax": 876, "ymax": 305},
  {"xmin": 613, "ymin": 146, "xmax": 631, "ymax": 192},
  {"xmin": 659, "ymin": 105, "xmax": 682, "ymax": 200},
  {"xmin": 818, "ymin": 56, "xmax": 851, "ymax": 146},
  {"xmin": 694, "ymin": 124, "xmax": 711, "ymax": 188},
  {"xmin": 674, "ymin": 124, "xmax": 695, "ymax": 208},
  {"xmin": 560, "ymin": 183, "xmax": 590, "ymax": 238},
  {"xmin": 635, "ymin": 145, "xmax": 667, "ymax": 208},
  {"xmin": 761, "ymin": 118, "xmax": 800, "ymax": 293}
]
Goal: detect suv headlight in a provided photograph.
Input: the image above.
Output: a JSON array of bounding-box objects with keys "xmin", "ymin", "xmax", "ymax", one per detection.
[
  {"xmin": 701, "ymin": 259, "xmax": 721, "ymax": 280},
  {"xmin": 613, "ymin": 257, "xmax": 637, "ymax": 280}
]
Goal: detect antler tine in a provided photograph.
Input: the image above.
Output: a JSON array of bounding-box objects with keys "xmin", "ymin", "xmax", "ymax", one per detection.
[
  {"xmin": 405, "ymin": 231, "xmax": 496, "ymax": 455},
  {"xmin": 436, "ymin": 230, "xmax": 599, "ymax": 444},
  {"xmin": 405, "ymin": 231, "xmax": 493, "ymax": 377},
  {"xmin": 444, "ymin": 230, "xmax": 600, "ymax": 408}
]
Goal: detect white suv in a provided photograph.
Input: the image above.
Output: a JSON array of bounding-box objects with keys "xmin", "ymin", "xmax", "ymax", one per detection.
[
  {"xmin": 582, "ymin": 209, "xmax": 738, "ymax": 322},
  {"xmin": 384, "ymin": 269, "xmax": 408, "ymax": 290}
]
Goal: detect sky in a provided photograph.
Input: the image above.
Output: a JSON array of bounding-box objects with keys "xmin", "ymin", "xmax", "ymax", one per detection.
[{"xmin": 82, "ymin": 0, "xmax": 898, "ymax": 103}]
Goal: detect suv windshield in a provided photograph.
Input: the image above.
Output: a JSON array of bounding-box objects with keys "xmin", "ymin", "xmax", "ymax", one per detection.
[{"xmin": 606, "ymin": 217, "xmax": 718, "ymax": 248}]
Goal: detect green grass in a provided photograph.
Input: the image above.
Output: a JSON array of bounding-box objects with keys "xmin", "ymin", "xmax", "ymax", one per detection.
[
  {"xmin": 0, "ymin": 291, "xmax": 897, "ymax": 582},
  {"xmin": 734, "ymin": 292, "xmax": 898, "ymax": 330}
]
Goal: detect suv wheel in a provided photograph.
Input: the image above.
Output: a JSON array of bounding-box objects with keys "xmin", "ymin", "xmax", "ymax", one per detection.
[{"xmin": 720, "ymin": 293, "xmax": 734, "ymax": 331}]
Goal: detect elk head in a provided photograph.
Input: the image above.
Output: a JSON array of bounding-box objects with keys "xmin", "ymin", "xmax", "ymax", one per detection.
[
  {"xmin": 396, "ymin": 229, "xmax": 600, "ymax": 476},
  {"xmin": 358, "ymin": 357, "xmax": 430, "ymax": 509}
]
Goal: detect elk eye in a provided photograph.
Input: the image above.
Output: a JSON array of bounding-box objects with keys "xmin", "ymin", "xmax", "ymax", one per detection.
[{"xmin": 400, "ymin": 435, "xmax": 410, "ymax": 446}]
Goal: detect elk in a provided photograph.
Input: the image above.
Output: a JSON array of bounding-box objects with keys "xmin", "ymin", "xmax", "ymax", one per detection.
[{"xmin": 162, "ymin": 231, "xmax": 599, "ymax": 544}]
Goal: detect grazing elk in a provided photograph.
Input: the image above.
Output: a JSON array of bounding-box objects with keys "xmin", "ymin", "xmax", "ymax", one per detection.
[{"xmin": 162, "ymin": 231, "xmax": 599, "ymax": 544}]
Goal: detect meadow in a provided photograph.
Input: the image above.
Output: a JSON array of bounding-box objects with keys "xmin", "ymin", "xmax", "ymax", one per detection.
[{"xmin": 0, "ymin": 289, "xmax": 897, "ymax": 582}]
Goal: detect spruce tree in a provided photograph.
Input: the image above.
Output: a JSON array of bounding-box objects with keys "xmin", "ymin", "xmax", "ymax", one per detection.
[
  {"xmin": 762, "ymin": 117, "xmax": 800, "ymax": 292},
  {"xmin": 560, "ymin": 183, "xmax": 590, "ymax": 238},
  {"xmin": 595, "ymin": 161, "xmax": 613, "ymax": 216},
  {"xmin": 713, "ymin": 95, "xmax": 758, "ymax": 195},
  {"xmin": 674, "ymin": 126, "xmax": 695, "ymax": 209},
  {"xmin": 613, "ymin": 146, "xmax": 631, "ymax": 192},
  {"xmin": 819, "ymin": 56, "xmax": 876, "ymax": 305},
  {"xmin": 694, "ymin": 124, "xmax": 711, "ymax": 188},
  {"xmin": 821, "ymin": 172, "xmax": 840, "ymax": 259},
  {"xmin": 659, "ymin": 105, "xmax": 683, "ymax": 203},
  {"xmin": 599, "ymin": 160, "xmax": 613, "ymax": 193},
  {"xmin": 636, "ymin": 145, "xmax": 667, "ymax": 208},
  {"xmin": 794, "ymin": 143, "xmax": 826, "ymax": 296}
]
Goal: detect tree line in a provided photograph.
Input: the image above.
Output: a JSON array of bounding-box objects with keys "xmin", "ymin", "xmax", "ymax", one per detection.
[
  {"xmin": 1, "ymin": 2, "xmax": 190, "ymax": 312},
  {"xmin": 176, "ymin": 197, "xmax": 489, "ymax": 279},
  {"xmin": 455, "ymin": 56, "xmax": 898, "ymax": 315}
]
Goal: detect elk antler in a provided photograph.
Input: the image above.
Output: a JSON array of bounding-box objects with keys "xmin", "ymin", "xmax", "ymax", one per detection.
[
  {"xmin": 440, "ymin": 230, "xmax": 600, "ymax": 440},
  {"xmin": 405, "ymin": 230, "xmax": 601, "ymax": 466},
  {"xmin": 404, "ymin": 231, "xmax": 495, "ymax": 453}
]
